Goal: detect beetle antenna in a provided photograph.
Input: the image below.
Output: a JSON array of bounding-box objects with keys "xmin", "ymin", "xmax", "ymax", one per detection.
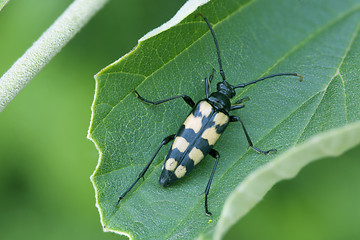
[
  {"xmin": 233, "ymin": 73, "xmax": 303, "ymax": 88},
  {"xmin": 196, "ymin": 14, "xmax": 225, "ymax": 81}
]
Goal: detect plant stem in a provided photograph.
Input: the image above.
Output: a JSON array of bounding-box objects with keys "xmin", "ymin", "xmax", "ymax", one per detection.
[
  {"xmin": 0, "ymin": 0, "xmax": 10, "ymax": 11},
  {"xmin": 0, "ymin": 0, "xmax": 109, "ymax": 112}
]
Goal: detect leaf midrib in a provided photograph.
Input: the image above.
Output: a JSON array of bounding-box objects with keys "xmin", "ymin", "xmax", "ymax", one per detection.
[{"xmin": 295, "ymin": 17, "xmax": 360, "ymax": 141}]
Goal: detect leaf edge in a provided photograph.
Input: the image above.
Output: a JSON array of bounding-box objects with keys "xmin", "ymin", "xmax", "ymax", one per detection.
[
  {"xmin": 210, "ymin": 120, "xmax": 360, "ymax": 240},
  {"xmin": 87, "ymin": 0, "xmax": 211, "ymax": 238}
]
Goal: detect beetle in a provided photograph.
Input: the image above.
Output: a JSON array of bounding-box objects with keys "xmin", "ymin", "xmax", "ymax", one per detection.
[{"xmin": 117, "ymin": 14, "xmax": 302, "ymax": 216}]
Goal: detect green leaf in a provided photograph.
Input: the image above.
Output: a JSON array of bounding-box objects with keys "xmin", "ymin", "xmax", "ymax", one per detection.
[
  {"xmin": 211, "ymin": 121, "xmax": 360, "ymax": 240},
  {"xmin": 89, "ymin": 0, "xmax": 360, "ymax": 239}
]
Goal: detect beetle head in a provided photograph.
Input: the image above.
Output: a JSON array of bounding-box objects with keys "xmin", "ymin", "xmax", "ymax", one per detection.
[{"xmin": 217, "ymin": 81, "xmax": 235, "ymax": 99}]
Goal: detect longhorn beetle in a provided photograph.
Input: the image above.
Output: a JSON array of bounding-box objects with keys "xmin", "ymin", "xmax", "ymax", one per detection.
[{"xmin": 117, "ymin": 14, "xmax": 302, "ymax": 216}]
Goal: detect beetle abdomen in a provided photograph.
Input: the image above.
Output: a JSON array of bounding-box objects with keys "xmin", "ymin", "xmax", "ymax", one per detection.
[{"xmin": 159, "ymin": 100, "xmax": 229, "ymax": 187}]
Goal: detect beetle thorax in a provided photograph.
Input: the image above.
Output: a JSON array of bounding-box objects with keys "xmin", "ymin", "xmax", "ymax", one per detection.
[{"xmin": 207, "ymin": 92, "xmax": 231, "ymax": 112}]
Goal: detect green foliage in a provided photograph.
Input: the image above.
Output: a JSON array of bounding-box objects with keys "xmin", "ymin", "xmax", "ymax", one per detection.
[
  {"xmin": 89, "ymin": 0, "xmax": 360, "ymax": 239},
  {"xmin": 211, "ymin": 121, "xmax": 360, "ymax": 240}
]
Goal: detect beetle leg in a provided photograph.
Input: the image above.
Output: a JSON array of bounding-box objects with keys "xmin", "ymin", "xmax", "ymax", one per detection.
[
  {"xmin": 134, "ymin": 90, "xmax": 195, "ymax": 108},
  {"xmin": 205, "ymin": 68, "xmax": 216, "ymax": 98},
  {"xmin": 204, "ymin": 149, "xmax": 220, "ymax": 216},
  {"xmin": 117, "ymin": 134, "xmax": 176, "ymax": 204},
  {"xmin": 230, "ymin": 104, "xmax": 245, "ymax": 111},
  {"xmin": 230, "ymin": 116, "xmax": 277, "ymax": 154},
  {"xmin": 235, "ymin": 96, "xmax": 250, "ymax": 104},
  {"xmin": 230, "ymin": 97, "xmax": 249, "ymax": 111}
]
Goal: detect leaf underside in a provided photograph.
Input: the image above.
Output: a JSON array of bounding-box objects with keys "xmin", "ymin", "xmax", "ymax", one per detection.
[{"xmin": 89, "ymin": 0, "xmax": 360, "ymax": 239}]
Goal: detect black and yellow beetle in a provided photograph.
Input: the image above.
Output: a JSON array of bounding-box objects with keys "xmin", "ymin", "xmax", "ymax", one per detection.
[{"xmin": 117, "ymin": 14, "xmax": 302, "ymax": 216}]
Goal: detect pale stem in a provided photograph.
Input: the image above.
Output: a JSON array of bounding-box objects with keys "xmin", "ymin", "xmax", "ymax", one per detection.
[
  {"xmin": 0, "ymin": 0, "xmax": 10, "ymax": 11},
  {"xmin": 0, "ymin": 0, "xmax": 109, "ymax": 112}
]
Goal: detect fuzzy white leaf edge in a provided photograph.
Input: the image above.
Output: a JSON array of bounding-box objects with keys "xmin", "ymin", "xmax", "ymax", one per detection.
[{"xmin": 210, "ymin": 121, "xmax": 360, "ymax": 240}]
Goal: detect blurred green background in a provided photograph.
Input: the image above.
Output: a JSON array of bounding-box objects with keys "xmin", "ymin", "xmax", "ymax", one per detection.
[{"xmin": 1, "ymin": 1, "xmax": 359, "ymax": 240}]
